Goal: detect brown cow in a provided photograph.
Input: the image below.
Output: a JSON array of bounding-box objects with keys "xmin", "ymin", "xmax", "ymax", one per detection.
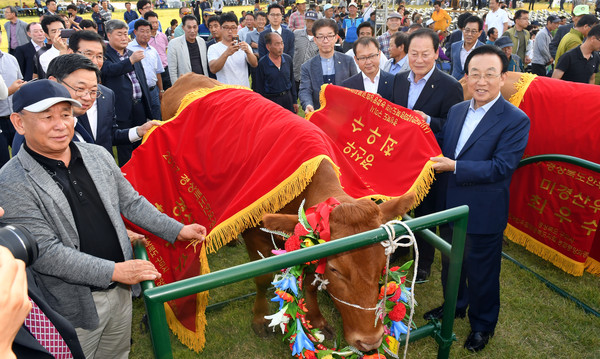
[{"xmin": 161, "ymin": 74, "xmax": 416, "ymax": 352}]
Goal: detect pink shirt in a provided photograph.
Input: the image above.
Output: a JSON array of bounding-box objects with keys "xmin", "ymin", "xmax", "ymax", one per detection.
[{"xmin": 149, "ymin": 31, "xmax": 169, "ymax": 67}]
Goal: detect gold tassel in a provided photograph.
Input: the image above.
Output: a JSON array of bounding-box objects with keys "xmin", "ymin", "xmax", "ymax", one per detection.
[
  {"xmin": 508, "ymin": 73, "xmax": 537, "ymax": 108},
  {"xmin": 584, "ymin": 256, "xmax": 600, "ymax": 276},
  {"xmin": 504, "ymin": 224, "xmax": 584, "ymax": 276}
]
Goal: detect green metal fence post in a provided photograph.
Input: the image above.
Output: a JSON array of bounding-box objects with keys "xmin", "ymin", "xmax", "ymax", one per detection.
[
  {"xmin": 437, "ymin": 208, "xmax": 468, "ymax": 359},
  {"xmin": 134, "ymin": 241, "xmax": 173, "ymax": 359}
]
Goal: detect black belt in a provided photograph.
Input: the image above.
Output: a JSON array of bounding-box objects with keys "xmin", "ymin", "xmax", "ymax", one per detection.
[
  {"xmin": 149, "ymin": 85, "xmax": 157, "ymax": 91},
  {"xmin": 264, "ymin": 90, "xmax": 289, "ymax": 98},
  {"xmin": 91, "ymin": 282, "xmax": 118, "ymax": 292}
]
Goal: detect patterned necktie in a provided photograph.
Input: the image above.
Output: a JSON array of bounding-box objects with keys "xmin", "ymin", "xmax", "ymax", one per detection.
[{"xmin": 24, "ymin": 297, "xmax": 73, "ymax": 359}]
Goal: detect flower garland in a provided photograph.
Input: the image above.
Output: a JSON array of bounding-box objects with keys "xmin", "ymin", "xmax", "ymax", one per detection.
[{"xmin": 262, "ymin": 200, "xmax": 417, "ymax": 359}]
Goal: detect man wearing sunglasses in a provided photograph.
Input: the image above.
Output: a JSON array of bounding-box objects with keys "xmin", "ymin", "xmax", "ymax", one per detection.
[{"xmin": 127, "ymin": 0, "xmax": 162, "ymax": 36}]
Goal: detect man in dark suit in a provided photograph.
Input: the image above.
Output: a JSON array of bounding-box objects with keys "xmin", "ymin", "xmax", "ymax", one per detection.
[
  {"xmin": 300, "ymin": 18, "xmax": 357, "ymax": 114},
  {"xmin": 426, "ymin": 45, "xmax": 530, "ymax": 352},
  {"xmin": 101, "ymin": 19, "xmax": 153, "ymax": 166},
  {"xmin": 341, "ymin": 36, "xmax": 394, "ymax": 102},
  {"xmin": 258, "ymin": 3, "xmax": 295, "ymax": 60},
  {"xmin": 14, "ymin": 23, "xmax": 47, "ymax": 81},
  {"xmin": 392, "ymin": 28, "xmax": 463, "ymax": 280},
  {"xmin": 450, "ymin": 16, "xmax": 485, "ymax": 80}
]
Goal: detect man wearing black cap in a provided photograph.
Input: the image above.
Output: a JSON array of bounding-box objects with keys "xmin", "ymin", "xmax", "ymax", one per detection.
[
  {"xmin": 531, "ymin": 15, "xmax": 561, "ymax": 76},
  {"xmin": 0, "ymin": 79, "xmax": 207, "ymax": 358}
]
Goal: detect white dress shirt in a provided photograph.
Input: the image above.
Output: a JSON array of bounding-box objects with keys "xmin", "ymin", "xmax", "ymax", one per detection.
[{"xmin": 362, "ymin": 69, "xmax": 380, "ymax": 94}]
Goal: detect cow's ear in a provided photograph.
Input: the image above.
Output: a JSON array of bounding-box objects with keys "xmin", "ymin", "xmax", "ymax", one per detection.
[
  {"xmin": 379, "ymin": 192, "xmax": 416, "ymax": 222},
  {"xmin": 262, "ymin": 214, "xmax": 299, "ymax": 233}
]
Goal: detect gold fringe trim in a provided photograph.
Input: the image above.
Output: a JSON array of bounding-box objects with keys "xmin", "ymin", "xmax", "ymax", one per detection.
[
  {"xmin": 141, "ymin": 84, "xmax": 248, "ymax": 144},
  {"xmin": 205, "ymin": 155, "xmax": 339, "ymax": 253},
  {"xmin": 508, "ymin": 73, "xmax": 537, "ymax": 108},
  {"xmin": 504, "ymin": 223, "xmax": 584, "ymax": 276},
  {"xmin": 406, "ymin": 157, "xmax": 439, "ymax": 210},
  {"xmin": 584, "ymin": 256, "xmax": 600, "ymax": 276},
  {"xmin": 163, "ymin": 244, "xmax": 211, "ymax": 352},
  {"xmin": 304, "ymin": 84, "xmax": 329, "ymax": 121}
]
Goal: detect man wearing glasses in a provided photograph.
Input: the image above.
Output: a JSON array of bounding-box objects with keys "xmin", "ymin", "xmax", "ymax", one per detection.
[
  {"xmin": 341, "ymin": 37, "xmax": 394, "ymax": 102},
  {"xmin": 207, "ymin": 12, "xmax": 257, "ymax": 87},
  {"xmin": 427, "ymin": 45, "xmax": 530, "ymax": 353},
  {"xmin": 258, "ymin": 4, "xmax": 295, "ymax": 60},
  {"xmin": 127, "ymin": 0, "xmax": 162, "ymax": 36},
  {"xmin": 172, "ymin": 6, "xmax": 193, "ymax": 38},
  {"xmin": 299, "ymin": 18, "xmax": 356, "ymax": 113},
  {"xmin": 451, "ymin": 16, "xmax": 485, "ymax": 80}
]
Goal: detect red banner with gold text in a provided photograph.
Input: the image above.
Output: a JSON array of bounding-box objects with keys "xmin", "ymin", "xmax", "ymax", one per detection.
[{"xmin": 505, "ymin": 74, "xmax": 600, "ymax": 276}]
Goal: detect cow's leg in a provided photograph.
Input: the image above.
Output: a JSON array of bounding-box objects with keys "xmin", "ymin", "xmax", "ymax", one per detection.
[
  {"xmin": 304, "ymin": 272, "xmax": 336, "ymax": 340},
  {"xmin": 243, "ymin": 227, "xmax": 276, "ymax": 337}
]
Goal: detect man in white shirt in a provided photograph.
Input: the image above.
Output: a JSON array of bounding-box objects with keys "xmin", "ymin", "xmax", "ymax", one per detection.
[
  {"xmin": 383, "ymin": 31, "xmax": 410, "ymax": 75},
  {"xmin": 37, "ymin": 15, "xmax": 66, "ymax": 78},
  {"xmin": 213, "ymin": 0, "xmax": 224, "ymax": 14},
  {"xmin": 207, "ymin": 12, "xmax": 257, "ymax": 87},
  {"xmin": 484, "ymin": 0, "xmax": 509, "ymax": 35},
  {"xmin": 128, "ymin": 19, "xmax": 164, "ymax": 120}
]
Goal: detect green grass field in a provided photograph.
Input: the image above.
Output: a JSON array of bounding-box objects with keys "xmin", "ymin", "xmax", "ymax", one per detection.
[{"xmin": 130, "ymin": 235, "xmax": 600, "ymax": 359}]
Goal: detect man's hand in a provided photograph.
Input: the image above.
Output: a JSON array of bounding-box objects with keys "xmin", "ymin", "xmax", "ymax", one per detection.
[
  {"xmin": 239, "ymin": 41, "xmax": 251, "ymax": 54},
  {"xmin": 136, "ymin": 120, "xmax": 161, "ymax": 137},
  {"xmin": 112, "ymin": 259, "xmax": 161, "ymax": 285},
  {"xmin": 0, "ymin": 245, "xmax": 31, "ymax": 359},
  {"xmin": 226, "ymin": 41, "xmax": 241, "ymax": 56},
  {"xmin": 51, "ymin": 30, "xmax": 69, "ymax": 54},
  {"xmin": 250, "ymin": 42, "xmax": 258, "ymax": 49},
  {"xmin": 176, "ymin": 223, "xmax": 207, "ymax": 242},
  {"xmin": 126, "ymin": 228, "xmax": 146, "ymax": 245},
  {"xmin": 430, "ymin": 156, "xmax": 456, "ymax": 173},
  {"xmin": 305, "ymin": 105, "xmax": 315, "ymax": 114},
  {"xmin": 524, "ymin": 55, "xmax": 531, "ymax": 65},
  {"xmin": 293, "ymin": 103, "xmax": 299, "ymax": 113},
  {"xmin": 414, "ymin": 110, "xmax": 429, "ymax": 122},
  {"xmin": 8, "ymin": 79, "xmax": 26, "ymax": 96},
  {"xmin": 130, "ymin": 50, "xmax": 145, "ymax": 64}
]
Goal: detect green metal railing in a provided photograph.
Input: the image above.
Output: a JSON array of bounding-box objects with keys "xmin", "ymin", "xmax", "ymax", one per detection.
[
  {"xmin": 518, "ymin": 154, "xmax": 600, "ymax": 172},
  {"xmin": 134, "ymin": 205, "xmax": 470, "ymax": 359}
]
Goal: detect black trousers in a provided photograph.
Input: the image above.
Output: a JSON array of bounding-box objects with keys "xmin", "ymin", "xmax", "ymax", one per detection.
[
  {"xmin": 116, "ymin": 100, "xmax": 146, "ymax": 167},
  {"xmin": 264, "ymin": 91, "xmax": 295, "ymax": 113},
  {"xmin": 161, "ymin": 67, "xmax": 172, "ymax": 90},
  {"xmin": 0, "ymin": 116, "xmax": 16, "ymax": 168},
  {"xmin": 531, "ymin": 63, "xmax": 549, "ymax": 76}
]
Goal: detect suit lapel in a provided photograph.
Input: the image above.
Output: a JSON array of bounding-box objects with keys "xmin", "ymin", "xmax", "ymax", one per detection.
[
  {"xmin": 333, "ymin": 53, "xmax": 346, "ymax": 85},
  {"xmin": 447, "ymin": 103, "xmax": 470, "ymax": 156},
  {"xmin": 413, "ymin": 69, "xmax": 439, "ymax": 109},
  {"xmin": 312, "ymin": 56, "xmax": 323, "ymax": 88},
  {"xmin": 378, "ymin": 73, "xmax": 391, "ymax": 92},
  {"xmin": 456, "ymin": 97, "xmax": 506, "ymax": 158},
  {"xmin": 198, "ymin": 38, "xmax": 208, "ymax": 75},
  {"xmin": 357, "ymin": 73, "xmax": 366, "ymax": 91},
  {"xmin": 400, "ymin": 74, "xmax": 410, "ymax": 106}
]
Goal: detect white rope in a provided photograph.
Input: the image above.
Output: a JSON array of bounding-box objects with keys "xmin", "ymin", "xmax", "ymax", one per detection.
[{"xmin": 380, "ymin": 220, "xmax": 419, "ymax": 359}]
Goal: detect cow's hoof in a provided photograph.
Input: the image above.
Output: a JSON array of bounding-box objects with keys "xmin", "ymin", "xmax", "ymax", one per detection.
[{"xmin": 251, "ymin": 322, "xmax": 272, "ymax": 338}]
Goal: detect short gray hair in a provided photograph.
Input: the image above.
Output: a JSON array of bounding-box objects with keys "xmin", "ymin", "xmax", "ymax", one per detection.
[
  {"xmin": 5, "ymin": 6, "xmax": 19, "ymax": 16},
  {"xmin": 105, "ymin": 19, "xmax": 128, "ymax": 34}
]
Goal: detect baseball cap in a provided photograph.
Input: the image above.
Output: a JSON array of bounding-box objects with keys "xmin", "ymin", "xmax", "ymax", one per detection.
[
  {"xmin": 573, "ymin": 4, "xmax": 589, "ymax": 16},
  {"xmin": 305, "ymin": 10, "xmax": 318, "ymax": 21},
  {"xmin": 296, "ymin": 0, "xmax": 306, "ymax": 4},
  {"xmin": 323, "ymin": 4, "xmax": 333, "ymax": 11},
  {"xmin": 387, "ymin": 11, "xmax": 402, "ymax": 20},
  {"xmin": 494, "ymin": 36, "xmax": 513, "ymax": 49},
  {"xmin": 425, "ymin": 18, "xmax": 434, "ymax": 27},
  {"xmin": 13, "ymin": 80, "xmax": 81, "ymax": 113},
  {"xmin": 348, "ymin": 2, "xmax": 358, "ymax": 8},
  {"xmin": 546, "ymin": 15, "xmax": 560, "ymax": 23}
]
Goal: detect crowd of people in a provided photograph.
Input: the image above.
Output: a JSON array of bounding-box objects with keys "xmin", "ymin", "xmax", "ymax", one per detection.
[{"xmin": 0, "ymin": 0, "xmax": 598, "ymax": 358}]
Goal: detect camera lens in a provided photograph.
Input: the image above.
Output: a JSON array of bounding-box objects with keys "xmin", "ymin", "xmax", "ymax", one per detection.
[{"xmin": 0, "ymin": 225, "xmax": 38, "ymax": 266}]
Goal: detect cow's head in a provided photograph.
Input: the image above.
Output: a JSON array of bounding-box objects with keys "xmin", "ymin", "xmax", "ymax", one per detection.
[{"xmin": 263, "ymin": 192, "xmax": 415, "ymax": 352}]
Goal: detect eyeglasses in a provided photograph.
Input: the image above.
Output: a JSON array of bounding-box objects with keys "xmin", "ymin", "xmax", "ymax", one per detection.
[
  {"xmin": 77, "ymin": 51, "xmax": 106, "ymax": 63},
  {"xmin": 60, "ymin": 81, "xmax": 102, "ymax": 99},
  {"xmin": 268, "ymin": 13, "xmax": 283, "ymax": 17},
  {"xmin": 315, "ymin": 34, "xmax": 336, "ymax": 42},
  {"xmin": 356, "ymin": 53, "xmax": 379, "ymax": 63},
  {"xmin": 222, "ymin": 25, "xmax": 237, "ymax": 31},
  {"xmin": 467, "ymin": 73, "xmax": 501, "ymax": 82}
]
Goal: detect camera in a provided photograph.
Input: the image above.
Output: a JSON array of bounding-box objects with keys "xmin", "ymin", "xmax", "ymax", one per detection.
[{"xmin": 0, "ymin": 225, "xmax": 38, "ymax": 266}]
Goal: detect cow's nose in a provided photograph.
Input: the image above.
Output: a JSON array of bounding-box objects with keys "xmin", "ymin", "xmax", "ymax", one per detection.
[{"xmin": 355, "ymin": 335, "xmax": 384, "ymax": 352}]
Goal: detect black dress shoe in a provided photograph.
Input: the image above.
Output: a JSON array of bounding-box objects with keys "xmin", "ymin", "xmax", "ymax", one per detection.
[
  {"xmin": 415, "ymin": 268, "xmax": 430, "ymax": 282},
  {"xmin": 464, "ymin": 330, "xmax": 494, "ymax": 352},
  {"xmin": 423, "ymin": 305, "xmax": 466, "ymax": 321}
]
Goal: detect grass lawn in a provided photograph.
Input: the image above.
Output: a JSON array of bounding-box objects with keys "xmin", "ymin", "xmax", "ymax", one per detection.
[{"xmin": 130, "ymin": 234, "xmax": 600, "ymax": 359}]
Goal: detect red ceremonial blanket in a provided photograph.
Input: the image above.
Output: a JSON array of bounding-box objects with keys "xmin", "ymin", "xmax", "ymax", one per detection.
[
  {"xmin": 121, "ymin": 84, "xmax": 441, "ymax": 351},
  {"xmin": 505, "ymin": 74, "xmax": 600, "ymax": 276}
]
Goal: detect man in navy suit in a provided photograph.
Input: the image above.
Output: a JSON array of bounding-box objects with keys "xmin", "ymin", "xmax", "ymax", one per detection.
[
  {"xmin": 341, "ymin": 37, "xmax": 394, "ymax": 102},
  {"xmin": 299, "ymin": 18, "xmax": 357, "ymax": 113},
  {"xmin": 392, "ymin": 28, "xmax": 463, "ymax": 280},
  {"xmin": 101, "ymin": 20, "xmax": 153, "ymax": 166},
  {"xmin": 14, "ymin": 23, "xmax": 47, "ymax": 81},
  {"xmin": 450, "ymin": 16, "xmax": 485, "ymax": 80},
  {"xmin": 258, "ymin": 4, "xmax": 295, "ymax": 60},
  {"xmin": 426, "ymin": 45, "xmax": 530, "ymax": 352}
]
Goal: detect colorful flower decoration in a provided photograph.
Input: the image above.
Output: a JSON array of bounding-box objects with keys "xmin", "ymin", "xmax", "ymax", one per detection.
[{"xmin": 262, "ymin": 201, "xmax": 418, "ymax": 358}]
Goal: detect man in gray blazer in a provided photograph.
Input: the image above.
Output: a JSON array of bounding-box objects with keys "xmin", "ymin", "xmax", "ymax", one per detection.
[
  {"xmin": 3, "ymin": 6, "xmax": 30, "ymax": 55},
  {"xmin": 0, "ymin": 80, "xmax": 207, "ymax": 358},
  {"xmin": 167, "ymin": 15, "xmax": 209, "ymax": 85},
  {"xmin": 299, "ymin": 18, "xmax": 357, "ymax": 113}
]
